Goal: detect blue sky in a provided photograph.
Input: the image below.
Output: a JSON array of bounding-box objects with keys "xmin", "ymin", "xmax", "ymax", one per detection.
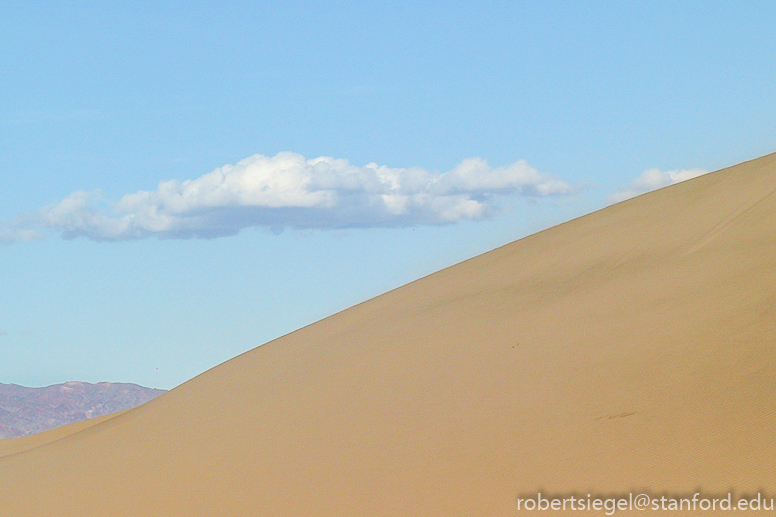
[{"xmin": 1, "ymin": 1, "xmax": 774, "ymax": 389}]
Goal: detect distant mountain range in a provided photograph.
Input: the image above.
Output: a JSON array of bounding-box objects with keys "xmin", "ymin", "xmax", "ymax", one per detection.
[{"xmin": 0, "ymin": 381, "xmax": 166, "ymax": 439}]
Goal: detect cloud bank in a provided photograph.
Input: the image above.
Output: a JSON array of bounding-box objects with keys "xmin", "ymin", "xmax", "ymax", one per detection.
[
  {"xmin": 607, "ymin": 168, "xmax": 709, "ymax": 204},
  {"xmin": 3, "ymin": 152, "xmax": 580, "ymax": 242}
]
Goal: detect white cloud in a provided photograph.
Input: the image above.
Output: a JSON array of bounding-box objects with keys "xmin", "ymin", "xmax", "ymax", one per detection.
[
  {"xmin": 7, "ymin": 152, "xmax": 580, "ymax": 242},
  {"xmin": 607, "ymin": 167, "xmax": 709, "ymax": 204},
  {"xmin": 0, "ymin": 227, "xmax": 41, "ymax": 244}
]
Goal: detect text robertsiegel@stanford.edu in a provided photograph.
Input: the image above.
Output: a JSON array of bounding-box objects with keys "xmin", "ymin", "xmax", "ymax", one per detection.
[{"xmin": 516, "ymin": 492, "xmax": 774, "ymax": 514}]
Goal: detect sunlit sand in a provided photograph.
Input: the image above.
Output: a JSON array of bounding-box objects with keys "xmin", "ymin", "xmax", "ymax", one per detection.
[{"xmin": 1, "ymin": 153, "xmax": 775, "ymax": 515}]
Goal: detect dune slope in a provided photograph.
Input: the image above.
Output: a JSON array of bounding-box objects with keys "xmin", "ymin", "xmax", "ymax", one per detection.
[
  {"xmin": 0, "ymin": 411, "xmax": 125, "ymax": 459},
  {"xmin": 1, "ymin": 153, "xmax": 775, "ymax": 516}
]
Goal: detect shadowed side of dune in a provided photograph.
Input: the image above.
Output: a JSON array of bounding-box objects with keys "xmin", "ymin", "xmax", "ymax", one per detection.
[{"xmin": 1, "ymin": 153, "xmax": 775, "ymax": 516}]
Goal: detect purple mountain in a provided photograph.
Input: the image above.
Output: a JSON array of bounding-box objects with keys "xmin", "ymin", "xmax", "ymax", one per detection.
[{"xmin": 0, "ymin": 381, "xmax": 166, "ymax": 439}]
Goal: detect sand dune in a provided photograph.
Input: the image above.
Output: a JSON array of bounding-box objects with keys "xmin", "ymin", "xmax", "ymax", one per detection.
[
  {"xmin": 1, "ymin": 153, "xmax": 775, "ymax": 515},
  {"xmin": 0, "ymin": 411, "xmax": 124, "ymax": 459}
]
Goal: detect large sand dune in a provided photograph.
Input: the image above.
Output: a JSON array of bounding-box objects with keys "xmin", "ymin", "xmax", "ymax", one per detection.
[{"xmin": 1, "ymin": 153, "xmax": 775, "ymax": 515}]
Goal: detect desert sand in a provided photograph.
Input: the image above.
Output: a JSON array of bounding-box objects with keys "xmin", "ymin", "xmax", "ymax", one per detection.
[
  {"xmin": 1, "ymin": 153, "xmax": 775, "ymax": 515},
  {"xmin": 0, "ymin": 411, "xmax": 124, "ymax": 459}
]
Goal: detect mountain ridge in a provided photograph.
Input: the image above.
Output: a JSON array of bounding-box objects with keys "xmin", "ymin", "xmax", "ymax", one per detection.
[{"xmin": 0, "ymin": 381, "xmax": 165, "ymax": 439}]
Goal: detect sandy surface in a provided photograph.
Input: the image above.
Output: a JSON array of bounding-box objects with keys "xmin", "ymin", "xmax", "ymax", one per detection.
[
  {"xmin": 1, "ymin": 153, "xmax": 775, "ymax": 515},
  {"xmin": 0, "ymin": 412, "xmax": 124, "ymax": 458}
]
